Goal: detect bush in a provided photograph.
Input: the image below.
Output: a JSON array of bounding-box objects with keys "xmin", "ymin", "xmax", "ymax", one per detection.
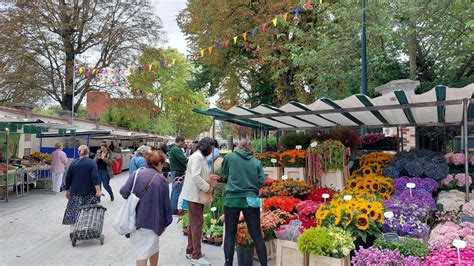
[
  {"xmin": 251, "ymin": 136, "xmax": 278, "ymax": 152},
  {"xmin": 297, "ymin": 227, "xmax": 355, "ymax": 258},
  {"xmin": 373, "ymin": 237, "xmax": 429, "ymax": 258}
]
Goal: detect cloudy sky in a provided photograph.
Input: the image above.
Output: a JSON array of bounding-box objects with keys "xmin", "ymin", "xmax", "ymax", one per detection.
[{"xmin": 153, "ymin": 0, "xmax": 189, "ymax": 55}]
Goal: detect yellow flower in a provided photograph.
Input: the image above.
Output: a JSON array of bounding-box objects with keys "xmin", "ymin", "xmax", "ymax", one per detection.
[
  {"xmin": 344, "ymin": 209, "xmax": 354, "ymax": 227},
  {"xmin": 333, "ymin": 207, "xmax": 343, "ymax": 225},
  {"xmin": 356, "ymin": 213, "xmax": 370, "ymax": 230}
]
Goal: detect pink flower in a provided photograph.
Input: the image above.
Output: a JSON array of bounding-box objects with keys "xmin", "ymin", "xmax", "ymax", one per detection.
[
  {"xmin": 442, "ymin": 174, "xmax": 454, "ymax": 185},
  {"xmin": 452, "ymin": 153, "xmax": 466, "ymax": 165},
  {"xmin": 462, "ymin": 201, "xmax": 474, "ymax": 215},
  {"xmin": 455, "ymin": 173, "xmax": 472, "ymax": 187},
  {"xmin": 445, "ymin": 152, "xmax": 454, "ymax": 163}
]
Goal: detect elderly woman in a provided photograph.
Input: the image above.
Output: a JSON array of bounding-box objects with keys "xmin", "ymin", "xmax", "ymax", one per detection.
[
  {"xmin": 221, "ymin": 140, "xmax": 267, "ymax": 266},
  {"xmin": 51, "ymin": 143, "xmax": 68, "ymax": 193},
  {"xmin": 95, "ymin": 143, "xmax": 115, "ymax": 201},
  {"xmin": 62, "ymin": 145, "xmax": 102, "ymax": 239},
  {"xmin": 129, "ymin": 145, "xmax": 151, "ymax": 175},
  {"xmin": 180, "ymin": 137, "xmax": 219, "ymax": 264},
  {"xmin": 120, "ymin": 150, "xmax": 172, "ymax": 266}
]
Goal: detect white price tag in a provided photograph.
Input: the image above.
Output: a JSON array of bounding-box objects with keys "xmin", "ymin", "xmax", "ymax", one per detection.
[
  {"xmin": 270, "ymin": 158, "xmax": 277, "ymax": 164},
  {"xmin": 210, "ymin": 207, "xmax": 217, "ymax": 212},
  {"xmin": 281, "ymin": 175, "xmax": 288, "ymax": 180},
  {"xmin": 310, "ymin": 142, "xmax": 317, "ymax": 148},
  {"xmin": 384, "ymin": 211, "xmax": 394, "ymax": 219},
  {"xmin": 453, "ymin": 239, "xmax": 467, "ymax": 248},
  {"xmin": 295, "ymin": 145, "xmax": 302, "ymax": 150},
  {"xmin": 322, "ymin": 193, "xmax": 330, "ymax": 199},
  {"xmin": 343, "ymin": 195, "xmax": 353, "ymax": 201},
  {"xmin": 406, "ymin": 183, "xmax": 416, "ymax": 189}
]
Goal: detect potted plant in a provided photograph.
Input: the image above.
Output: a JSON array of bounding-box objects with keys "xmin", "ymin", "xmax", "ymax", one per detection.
[
  {"xmin": 297, "ymin": 226, "xmax": 354, "ymax": 266},
  {"xmin": 314, "ymin": 140, "xmax": 347, "ymax": 190},
  {"xmin": 236, "ymin": 223, "xmax": 255, "ymax": 266},
  {"xmin": 179, "ymin": 212, "xmax": 189, "ymax": 236},
  {"xmin": 206, "ymin": 224, "xmax": 224, "ymax": 245},
  {"xmin": 255, "ymin": 151, "xmax": 282, "ymax": 180},
  {"xmin": 259, "ymin": 179, "xmax": 312, "ymax": 200},
  {"xmin": 280, "ymin": 149, "xmax": 306, "ymax": 181}
]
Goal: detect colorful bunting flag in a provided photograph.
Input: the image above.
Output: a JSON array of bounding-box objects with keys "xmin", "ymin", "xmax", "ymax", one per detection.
[
  {"xmin": 208, "ymin": 46, "xmax": 213, "ymax": 54},
  {"xmin": 272, "ymin": 18, "xmax": 278, "ymax": 27},
  {"xmin": 283, "ymin": 12, "xmax": 289, "ymax": 21},
  {"xmin": 200, "ymin": 49, "xmax": 205, "ymax": 57},
  {"xmin": 242, "ymin": 32, "xmax": 247, "ymax": 42},
  {"xmin": 261, "ymin": 23, "xmax": 267, "ymax": 32},
  {"xmin": 251, "ymin": 27, "xmax": 257, "ymax": 38},
  {"xmin": 216, "ymin": 42, "xmax": 221, "ymax": 49},
  {"xmin": 233, "ymin": 36, "xmax": 238, "ymax": 44},
  {"xmin": 305, "ymin": 0, "xmax": 311, "ymax": 9},
  {"xmin": 225, "ymin": 39, "xmax": 230, "ymax": 48},
  {"xmin": 294, "ymin": 6, "xmax": 300, "ymax": 17}
]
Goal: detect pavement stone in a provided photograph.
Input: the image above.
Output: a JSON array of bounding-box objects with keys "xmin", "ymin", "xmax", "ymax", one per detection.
[{"xmin": 0, "ymin": 172, "xmax": 275, "ymax": 266}]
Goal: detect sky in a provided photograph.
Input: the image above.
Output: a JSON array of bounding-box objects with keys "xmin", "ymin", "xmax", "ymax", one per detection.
[{"xmin": 153, "ymin": 0, "xmax": 189, "ymax": 55}]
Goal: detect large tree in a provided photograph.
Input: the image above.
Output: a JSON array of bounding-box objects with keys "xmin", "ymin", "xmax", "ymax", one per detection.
[{"xmin": 0, "ymin": 0, "xmax": 164, "ymax": 111}]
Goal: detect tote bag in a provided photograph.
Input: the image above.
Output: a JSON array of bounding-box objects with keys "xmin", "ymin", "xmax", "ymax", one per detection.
[{"xmin": 112, "ymin": 169, "xmax": 141, "ymax": 235}]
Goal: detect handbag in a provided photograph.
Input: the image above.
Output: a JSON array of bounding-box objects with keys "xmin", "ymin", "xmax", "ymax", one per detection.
[
  {"xmin": 246, "ymin": 174, "xmax": 262, "ymax": 208},
  {"xmin": 112, "ymin": 169, "xmax": 158, "ymax": 235}
]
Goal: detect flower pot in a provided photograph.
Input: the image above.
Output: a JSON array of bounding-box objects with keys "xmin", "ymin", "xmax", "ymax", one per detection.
[
  {"xmin": 253, "ymin": 239, "xmax": 276, "ymax": 261},
  {"xmin": 308, "ymin": 255, "xmax": 350, "ymax": 266},
  {"xmin": 236, "ymin": 246, "xmax": 254, "ymax": 266},
  {"xmin": 321, "ymin": 168, "xmax": 346, "ymax": 191},
  {"xmin": 213, "ymin": 236, "xmax": 223, "ymax": 246},
  {"xmin": 275, "ymin": 239, "xmax": 308, "ymax": 266},
  {"xmin": 283, "ymin": 167, "xmax": 305, "ymax": 181},
  {"xmin": 264, "ymin": 167, "xmax": 283, "ymax": 180}
]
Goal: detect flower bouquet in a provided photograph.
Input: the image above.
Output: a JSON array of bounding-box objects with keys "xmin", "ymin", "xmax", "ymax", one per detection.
[
  {"xmin": 440, "ymin": 173, "xmax": 473, "ymax": 191},
  {"xmin": 298, "ymin": 226, "xmax": 355, "ymax": 265},
  {"xmin": 381, "ymin": 210, "xmax": 430, "ymax": 239},
  {"xmin": 258, "ymin": 179, "xmax": 312, "ymax": 200},
  {"xmin": 383, "ymin": 149, "xmax": 448, "ymax": 179},
  {"xmin": 392, "ymin": 176, "xmax": 438, "ymax": 193},
  {"xmin": 262, "ymin": 196, "xmax": 301, "ymax": 213},
  {"xmin": 255, "ymin": 152, "xmax": 281, "ymax": 167},
  {"xmin": 359, "ymin": 152, "xmax": 394, "ymax": 175},
  {"xmin": 306, "ymin": 187, "xmax": 335, "ymax": 202},
  {"xmin": 463, "ymin": 200, "xmax": 474, "ymax": 216},
  {"xmin": 428, "ymin": 221, "xmax": 474, "ymax": 250},
  {"xmin": 351, "ymin": 247, "xmax": 422, "ymax": 265},
  {"xmin": 424, "ymin": 248, "xmax": 474, "ymax": 265},
  {"xmin": 345, "ymin": 175, "xmax": 394, "ymax": 200},
  {"xmin": 436, "ymin": 190, "xmax": 474, "ymax": 223},
  {"xmin": 315, "ymin": 140, "xmax": 346, "ymax": 171},
  {"xmin": 279, "ymin": 149, "xmax": 306, "ymax": 168}
]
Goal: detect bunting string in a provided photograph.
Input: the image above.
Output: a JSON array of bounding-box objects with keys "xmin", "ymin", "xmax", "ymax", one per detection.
[{"xmin": 190, "ymin": 0, "xmax": 324, "ymax": 60}]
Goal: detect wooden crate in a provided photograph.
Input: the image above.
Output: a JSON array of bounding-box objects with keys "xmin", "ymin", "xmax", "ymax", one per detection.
[
  {"xmin": 308, "ymin": 255, "xmax": 350, "ymax": 266},
  {"xmin": 253, "ymin": 239, "xmax": 276, "ymax": 261},
  {"xmin": 263, "ymin": 167, "xmax": 282, "ymax": 180},
  {"xmin": 283, "ymin": 167, "xmax": 305, "ymax": 181},
  {"xmin": 275, "ymin": 239, "xmax": 308, "ymax": 266},
  {"xmin": 321, "ymin": 168, "xmax": 346, "ymax": 191}
]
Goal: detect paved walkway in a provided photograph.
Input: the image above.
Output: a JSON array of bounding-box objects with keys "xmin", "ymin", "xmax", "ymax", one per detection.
[{"xmin": 0, "ymin": 172, "xmax": 273, "ymax": 266}]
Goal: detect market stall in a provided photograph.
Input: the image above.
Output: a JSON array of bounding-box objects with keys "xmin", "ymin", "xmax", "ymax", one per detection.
[{"xmin": 192, "ymin": 84, "xmax": 474, "ymax": 265}]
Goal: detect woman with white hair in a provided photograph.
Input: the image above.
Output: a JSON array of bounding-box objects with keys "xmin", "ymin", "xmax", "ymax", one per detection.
[
  {"xmin": 129, "ymin": 145, "xmax": 151, "ymax": 175},
  {"xmin": 50, "ymin": 143, "xmax": 68, "ymax": 193},
  {"xmin": 62, "ymin": 145, "xmax": 102, "ymax": 240}
]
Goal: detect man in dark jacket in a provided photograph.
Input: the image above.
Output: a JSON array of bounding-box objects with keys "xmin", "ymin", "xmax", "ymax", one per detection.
[{"xmin": 169, "ymin": 136, "xmax": 188, "ymax": 215}]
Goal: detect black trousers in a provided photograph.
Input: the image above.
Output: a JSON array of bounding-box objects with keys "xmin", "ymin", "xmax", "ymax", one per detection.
[{"xmin": 224, "ymin": 206, "xmax": 267, "ymax": 266}]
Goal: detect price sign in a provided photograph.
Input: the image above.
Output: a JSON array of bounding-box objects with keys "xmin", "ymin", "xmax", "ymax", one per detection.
[
  {"xmin": 310, "ymin": 142, "xmax": 318, "ymax": 148},
  {"xmin": 406, "ymin": 183, "xmax": 416, "ymax": 189},
  {"xmin": 343, "ymin": 195, "xmax": 353, "ymax": 201},
  {"xmin": 270, "ymin": 158, "xmax": 277, "ymax": 164},
  {"xmin": 453, "ymin": 239, "xmax": 467, "ymax": 248},
  {"xmin": 383, "ymin": 233, "xmax": 399, "ymax": 242},
  {"xmin": 322, "ymin": 193, "xmax": 330, "ymax": 203},
  {"xmin": 384, "ymin": 211, "xmax": 394, "ymax": 219},
  {"xmin": 295, "ymin": 145, "xmax": 302, "ymax": 150},
  {"xmin": 289, "ymin": 220, "xmax": 303, "ymax": 228},
  {"xmin": 461, "ymin": 215, "xmax": 474, "ymax": 223},
  {"xmin": 281, "ymin": 175, "xmax": 288, "ymax": 180}
]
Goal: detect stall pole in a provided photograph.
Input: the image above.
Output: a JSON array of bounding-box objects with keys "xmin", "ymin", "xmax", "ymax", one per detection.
[
  {"xmin": 260, "ymin": 129, "xmax": 263, "ymax": 153},
  {"xmin": 211, "ymin": 118, "xmax": 215, "ymax": 174},
  {"xmin": 4, "ymin": 128, "xmax": 9, "ymax": 202},
  {"xmin": 463, "ymin": 98, "xmax": 470, "ymax": 202},
  {"xmin": 400, "ymin": 126, "xmax": 404, "ymax": 151},
  {"xmin": 396, "ymin": 127, "xmax": 401, "ymax": 151}
]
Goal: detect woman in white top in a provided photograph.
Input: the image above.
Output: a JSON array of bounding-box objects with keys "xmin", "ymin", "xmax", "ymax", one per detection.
[{"xmin": 50, "ymin": 143, "xmax": 68, "ymax": 193}]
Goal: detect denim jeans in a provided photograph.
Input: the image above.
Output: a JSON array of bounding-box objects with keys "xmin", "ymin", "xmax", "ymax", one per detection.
[
  {"xmin": 98, "ymin": 170, "xmax": 113, "ymax": 197},
  {"xmin": 170, "ymin": 171, "xmax": 184, "ymax": 213}
]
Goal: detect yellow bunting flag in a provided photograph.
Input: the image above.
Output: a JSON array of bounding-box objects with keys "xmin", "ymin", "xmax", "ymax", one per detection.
[
  {"xmin": 149, "ymin": 64, "xmax": 153, "ymax": 71},
  {"xmin": 208, "ymin": 46, "xmax": 213, "ymax": 54},
  {"xmin": 233, "ymin": 36, "xmax": 238, "ymax": 44},
  {"xmin": 272, "ymin": 18, "xmax": 278, "ymax": 27},
  {"xmin": 242, "ymin": 32, "xmax": 247, "ymax": 42},
  {"xmin": 172, "ymin": 59, "xmax": 176, "ymax": 65},
  {"xmin": 200, "ymin": 49, "xmax": 205, "ymax": 57},
  {"xmin": 283, "ymin": 13, "xmax": 288, "ymax": 21},
  {"xmin": 79, "ymin": 67, "xmax": 84, "ymax": 74}
]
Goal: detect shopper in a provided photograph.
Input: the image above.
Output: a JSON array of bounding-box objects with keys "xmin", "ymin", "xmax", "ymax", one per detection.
[
  {"xmin": 129, "ymin": 145, "xmax": 151, "ymax": 175},
  {"xmin": 180, "ymin": 137, "xmax": 217, "ymax": 264},
  {"xmin": 207, "ymin": 139, "xmax": 220, "ymax": 172},
  {"xmin": 221, "ymin": 139, "xmax": 267, "ymax": 266},
  {"xmin": 51, "ymin": 143, "xmax": 68, "ymax": 193},
  {"xmin": 62, "ymin": 145, "xmax": 102, "ymax": 239},
  {"xmin": 160, "ymin": 139, "xmax": 169, "ymax": 154},
  {"xmin": 120, "ymin": 150, "xmax": 172, "ymax": 266},
  {"xmin": 169, "ymin": 136, "xmax": 188, "ymax": 215},
  {"xmin": 186, "ymin": 140, "xmax": 199, "ymax": 157},
  {"xmin": 94, "ymin": 143, "xmax": 115, "ymax": 201}
]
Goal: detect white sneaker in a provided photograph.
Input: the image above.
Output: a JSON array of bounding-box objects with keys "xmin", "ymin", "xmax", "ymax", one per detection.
[
  {"xmin": 190, "ymin": 257, "xmax": 211, "ymax": 265},
  {"xmin": 187, "ymin": 253, "xmax": 205, "ymax": 260}
]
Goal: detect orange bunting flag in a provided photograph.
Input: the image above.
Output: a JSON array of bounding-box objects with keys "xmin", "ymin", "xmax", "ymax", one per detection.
[
  {"xmin": 261, "ymin": 23, "xmax": 267, "ymax": 31},
  {"xmin": 233, "ymin": 36, "xmax": 238, "ymax": 44},
  {"xmin": 242, "ymin": 32, "xmax": 247, "ymax": 42},
  {"xmin": 208, "ymin": 46, "xmax": 213, "ymax": 54},
  {"xmin": 283, "ymin": 13, "xmax": 289, "ymax": 21},
  {"xmin": 200, "ymin": 49, "xmax": 205, "ymax": 57},
  {"xmin": 305, "ymin": 0, "xmax": 311, "ymax": 9},
  {"xmin": 225, "ymin": 39, "xmax": 230, "ymax": 48},
  {"xmin": 272, "ymin": 18, "xmax": 278, "ymax": 27}
]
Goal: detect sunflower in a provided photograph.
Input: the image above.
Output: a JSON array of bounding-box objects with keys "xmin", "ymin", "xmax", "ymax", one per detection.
[
  {"xmin": 356, "ymin": 213, "xmax": 370, "ymax": 230},
  {"xmin": 333, "ymin": 207, "xmax": 343, "ymax": 225},
  {"xmin": 347, "ymin": 180, "xmax": 358, "ymax": 188},
  {"xmin": 369, "ymin": 209, "xmax": 378, "ymax": 220},
  {"xmin": 362, "ymin": 167, "xmax": 373, "ymax": 176},
  {"xmin": 377, "ymin": 213, "xmax": 385, "ymax": 223},
  {"xmin": 344, "ymin": 209, "xmax": 354, "ymax": 227}
]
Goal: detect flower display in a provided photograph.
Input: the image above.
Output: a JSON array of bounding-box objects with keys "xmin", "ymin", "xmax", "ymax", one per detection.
[
  {"xmin": 445, "ymin": 152, "xmax": 466, "ymax": 165},
  {"xmin": 437, "ymin": 190, "xmax": 469, "ymax": 212},
  {"xmin": 384, "ymin": 199, "xmax": 431, "ymax": 222},
  {"xmin": 358, "ymin": 152, "xmax": 393, "ymax": 175},
  {"xmin": 384, "ymin": 149, "xmax": 448, "ymax": 179},
  {"xmin": 345, "ymin": 175, "xmax": 394, "ymax": 200},
  {"xmin": 258, "ymin": 179, "xmax": 312, "ymax": 200},
  {"xmin": 424, "ymin": 248, "xmax": 474, "ymax": 265},
  {"xmin": 255, "ymin": 152, "xmax": 281, "ymax": 167},
  {"xmin": 314, "ymin": 140, "xmax": 346, "ymax": 171},
  {"xmin": 315, "ymin": 197, "xmax": 384, "ymax": 241},
  {"xmin": 390, "ymin": 189, "xmax": 436, "ymax": 212},
  {"xmin": 351, "ymin": 247, "xmax": 422, "ymax": 265},
  {"xmin": 297, "ymin": 226, "xmax": 355, "ymax": 258},
  {"xmin": 306, "ymin": 187, "xmax": 335, "ymax": 202},
  {"xmin": 392, "ymin": 176, "xmax": 438, "ymax": 193},
  {"xmin": 428, "ymin": 221, "xmax": 474, "ymax": 250},
  {"xmin": 279, "ymin": 149, "xmax": 306, "ymax": 167},
  {"xmin": 296, "ymin": 200, "xmax": 320, "ymax": 217},
  {"xmin": 463, "ymin": 200, "xmax": 474, "ymax": 216},
  {"xmin": 262, "ymin": 196, "xmax": 301, "ymax": 213},
  {"xmin": 381, "ymin": 211, "xmax": 430, "ymax": 239}
]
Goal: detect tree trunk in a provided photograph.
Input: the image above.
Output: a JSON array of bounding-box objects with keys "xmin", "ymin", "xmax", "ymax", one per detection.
[{"xmin": 407, "ymin": 16, "xmax": 417, "ymax": 79}]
